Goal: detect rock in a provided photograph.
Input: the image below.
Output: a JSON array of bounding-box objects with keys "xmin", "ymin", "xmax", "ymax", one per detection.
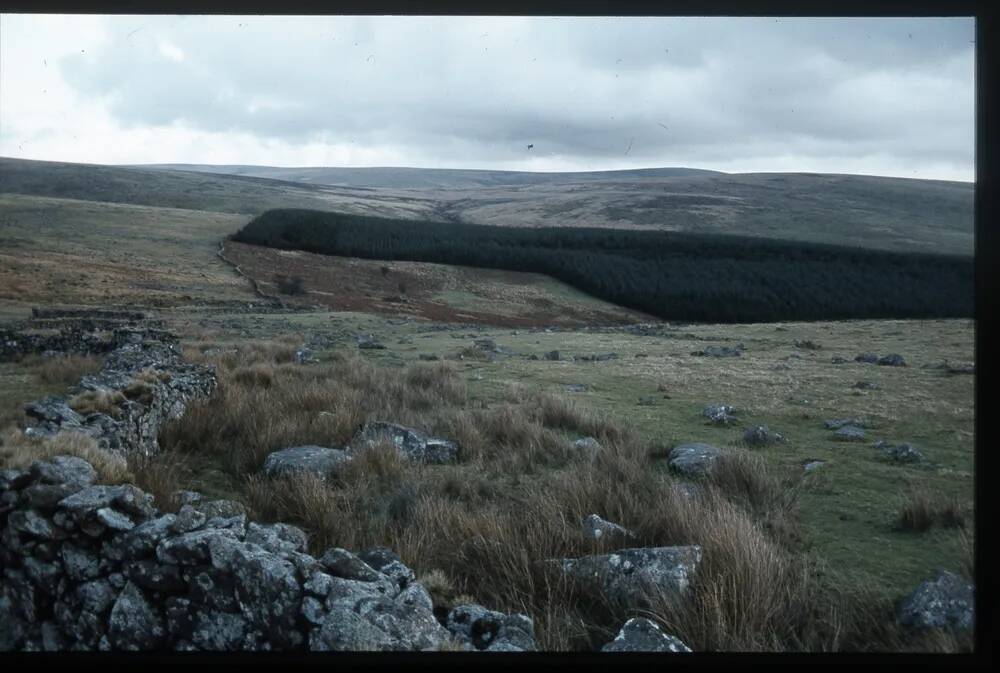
[
  {"xmin": 703, "ymin": 403, "xmax": 737, "ymax": 425},
  {"xmin": 8, "ymin": 509, "xmax": 59, "ymax": 539},
  {"xmin": 396, "ymin": 583, "xmax": 434, "ymax": 613},
  {"xmin": 230, "ymin": 545, "xmax": 303, "ymax": 649},
  {"xmin": 418, "ymin": 354, "xmax": 439, "ymax": 361},
  {"xmin": 155, "ymin": 527, "xmax": 242, "ymax": 566},
  {"xmin": 168, "ymin": 505, "xmax": 207, "ymax": 533},
  {"xmin": 193, "ymin": 499, "xmax": 246, "ymax": 520},
  {"xmin": 570, "ymin": 437, "xmax": 601, "ymax": 461},
  {"xmin": 825, "ymin": 418, "xmax": 866, "ymax": 430},
  {"xmin": 245, "ymin": 522, "xmax": 309, "ymax": 555},
  {"xmin": 878, "ymin": 354, "xmax": 906, "ymax": 367},
  {"xmin": 355, "ymin": 595, "xmax": 450, "ymax": 650},
  {"xmin": 601, "ymin": 617, "xmax": 692, "ymax": 652},
  {"xmin": 555, "ymin": 546, "xmax": 701, "ymax": 605},
  {"xmin": 0, "ymin": 468, "xmax": 32, "ymax": 492},
  {"xmin": 29, "ymin": 456, "xmax": 97, "ymax": 488},
  {"xmin": 802, "ymin": 460, "xmax": 826, "ymax": 473},
  {"xmin": 262, "ymin": 445, "xmax": 353, "ymax": 480},
  {"xmin": 667, "ymin": 443, "xmax": 725, "ymax": 477},
  {"xmin": 172, "ymin": 490, "xmax": 203, "ymax": 507},
  {"xmin": 855, "ymin": 353, "xmax": 879, "ymax": 364},
  {"xmin": 637, "ymin": 395, "xmax": 658, "ymax": 406},
  {"xmin": 320, "ymin": 547, "xmax": 384, "ymax": 583},
  {"xmin": 565, "ymin": 384, "xmax": 589, "ymax": 393},
  {"xmin": 57, "ymin": 484, "xmax": 156, "ymax": 522},
  {"xmin": 581, "ymin": 514, "xmax": 635, "ymax": 541},
  {"xmin": 897, "ymin": 571, "xmax": 973, "ymax": 632},
  {"xmin": 830, "ymin": 356, "xmax": 848, "ymax": 364},
  {"xmin": 357, "ymin": 334, "xmax": 386, "ymax": 350},
  {"xmin": 446, "ymin": 604, "xmax": 535, "ymax": 651},
  {"xmin": 474, "ymin": 338, "xmax": 497, "ymax": 352},
  {"xmin": 60, "ymin": 544, "xmax": 102, "ymax": 582},
  {"xmin": 124, "ymin": 560, "xmax": 186, "ymax": 593},
  {"xmin": 357, "ymin": 547, "xmax": 416, "ymax": 590},
  {"xmin": 107, "ymin": 581, "xmax": 166, "ymax": 650},
  {"xmin": 191, "ymin": 610, "xmax": 250, "ymax": 651},
  {"xmin": 883, "ymin": 443, "xmax": 924, "ymax": 463},
  {"xmin": 95, "ymin": 507, "xmax": 135, "ymax": 531},
  {"xmin": 308, "ymin": 605, "xmax": 398, "ymax": 651},
  {"xmin": 21, "ymin": 483, "xmax": 86, "ymax": 511},
  {"xmin": 832, "ymin": 425, "xmax": 866, "ymax": 442},
  {"xmin": 692, "ymin": 345, "xmax": 743, "ymax": 357},
  {"xmin": 743, "ymin": 424, "xmax": 783, "ymax": 447},
  {"xmin": 108, "ymin": 514, "xmax": 178, "ymax": 561},
  {"xmin": 353, "ymin": 421, "xmax": 459, "ymax": 464},
  {"xmin": 853, "ymin": 381, "xmax": 878, "ymax": 390},
  {"xmin": 543, "ymin": 350, "xmax": 561, "ymax": 361}
]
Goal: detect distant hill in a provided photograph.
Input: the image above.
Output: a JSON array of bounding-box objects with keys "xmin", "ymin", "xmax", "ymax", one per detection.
[
  {"xmin": 0, "ymin": 157, "xmax": 974, "ymax": 256},
  {"xmin": 138, "ymin": 164, "xmax": 722, "ymax": 190}
]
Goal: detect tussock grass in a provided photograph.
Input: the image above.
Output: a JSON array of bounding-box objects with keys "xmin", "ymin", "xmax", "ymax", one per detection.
[
  {"xmin": 153, "ymin": 337, "xmax": 965, "ymax": 652},
  {"xmin": 20, "ymin": 353, "xmax": 104, "ymax": 387},
  {"xmin": 896, "ymin": 485, "xmax": 970, "ymax": 532},
  {"xmin": 68, "ymin": 389, "xmax": 126, "ymax": 417},
  {"xmin": 0, "ymin": 427, "xmax": 132, "ymax": 484}
]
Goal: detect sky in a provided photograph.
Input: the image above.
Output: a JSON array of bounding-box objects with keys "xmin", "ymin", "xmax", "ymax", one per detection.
[{"xmin": 0, "ymin": 14, "xmax": 976, "ymax": 181}]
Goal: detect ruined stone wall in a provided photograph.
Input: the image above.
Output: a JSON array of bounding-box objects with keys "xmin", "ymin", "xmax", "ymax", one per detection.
[{"xmin": 0, "ymin": 455, "xmax": 534, "ymax": 651}]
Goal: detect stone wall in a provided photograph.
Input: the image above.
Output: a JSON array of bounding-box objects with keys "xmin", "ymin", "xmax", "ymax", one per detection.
[{"xmin": 0, "ymin": 455, "xmax": 534, "ymax": 651}]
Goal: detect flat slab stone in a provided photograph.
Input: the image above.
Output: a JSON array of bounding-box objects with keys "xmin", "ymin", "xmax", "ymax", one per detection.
[{"xmin": 262, "ymin": 446, "xmax": 353, "ymax": 479}]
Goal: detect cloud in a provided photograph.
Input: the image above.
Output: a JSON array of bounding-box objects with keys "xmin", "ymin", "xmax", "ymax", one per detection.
[{"xmin": 0, "ymin": 14, "xmax": 975, "ymax": 180}]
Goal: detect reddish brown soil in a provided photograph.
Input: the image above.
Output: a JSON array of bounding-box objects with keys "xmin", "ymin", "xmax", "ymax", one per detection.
[{"xmin": 223, "ymin": 240, "xmax": 649, "ymax": 327}]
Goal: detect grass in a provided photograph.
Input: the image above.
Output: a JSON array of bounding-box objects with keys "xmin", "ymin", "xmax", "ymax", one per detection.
[
  {"xmin": 147, "ymin": 332, "xmax": 973, "ymax": 652},
  {"xmin": 896, "ymin": 485, "xmax": 971, "ymax": 533}
]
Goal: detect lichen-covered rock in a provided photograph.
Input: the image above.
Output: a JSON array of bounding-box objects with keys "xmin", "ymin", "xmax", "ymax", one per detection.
[
  {"xmin": 57, "ymin": 484, "xmax": 156, "ymax": 522},
  {"xmin": 446, "ymin": 604, "xmax": 535, "ymax": 651},
  {"xmin": 897, "ymin": 571, "xmax": 973, "ymax": 632},
  {"xmin": 353, "ymin": 422, "xmax": 459, "ymax": 464},
  {"xmin": 8, "ymin": 509, "xmax": 59, "ymax": 539},
  {"xmin": 357, "ymin": 547, "xmax": 416, "ymax": 589},
  {"xmin": 244, "ymin": 522, "xmax": 309, "ymax": 555},
  {"xmin": 107, "ymin": 581, "xmax": 166, "ymax": 650},
  {"xmin": 262, "ymin": 445, "xmax": 353, "ymax": 480},
  {"xmin": 743, "ymin": 424, "xmax": 784, "ymax": 447},
  {"xmin": 320, "ymin": 547, "xmax": 384, "ymax": 583},
  {"xmin": 832, "ymin": 425, "xmax": 866, "ymax": 442},
  {"xmin": 883, "ymin": 443, "xmax": 925, "ymax": 464},
  {"xmin": 878, "ymin": 354, "xmax": 907, "ymax": 367},
  {"xmin": 703, "ymin": 403, "xmax": 737, "ymax": 425},
  {"xmin": 667, "ymin": 443, "xmax": 724, "ymax": 477},
  {"xmin": 190, "ymin": 610, "xmax": 250, "ymax": 651},
  {"xmin": 230, "ymin": 545, "xmax": 303, "ymax": 649},
  {"xmin": 554, "ymin": 546, "xmax": 702, "ymax": 605},
  {"xmin": 601, "ymin": 617, "xmax": 691, "ymax": 652},
  {"xmin": 582, "ymin": 514, "xmax": 635, "ymax": 542},
  {"xmin": 29, "ymin": 456, "xmax": 97, "ymax": 488},
  {"xmin": 308, "ymin": 606, "xmax": 398, "ymax": 651}
]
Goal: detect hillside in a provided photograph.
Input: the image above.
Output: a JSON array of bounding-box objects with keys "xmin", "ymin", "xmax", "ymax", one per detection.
[{"xmin": 1, "ymin": 157, "xmax": 974, "ymax": 255}]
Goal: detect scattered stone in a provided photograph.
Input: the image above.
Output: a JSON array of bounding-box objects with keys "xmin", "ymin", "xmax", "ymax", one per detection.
[
  {"xmin": 832, "ymin": 425, "xmax": 866, "ymax": 442},
  {"xmin": 853, "ymin": 381, "xmax": 878, "ymax": 390},
  {"xmin": 637, "ymin": 395, "xmax": 657, "ymax": 406},
  {"xmin": 795, "ymin": 340, "xmax": 821, "ymax": 350},
  {"xmin": 581, "ymin": 514, "xmax": 635, "ymax": 541},
  {"xmin": 667, "ymin": 443, "xmax": 724, "ymax": 477},
  {"xmin": 703, "ymin": 403, "xmax": 737, "ymax": 425},
  {"xmin": 897, "ymin": 571, "xmax": 974, "ymax": 632},
  {"xmin": 883, "ymin": 443, "xmax": 925, "ymax": 464},
  {"xmin": 742, "ymin": 424, "xmax": 784, "ymax": 447},
  {"xmin": 878, "ymin": 354, "xmax": 907, "ymax": 367},
  {"xmin": 855, "ymin": 353, "xmax": 879, "ymax": 364},
  {"xmin": 262, "ymin": 445, "xmax": 353, "ymax": 480},
  {"xmin": 830, "ymin": 356, "xmax": 848, "ymax": 364},
  {"xmin": 554, "ymin": 546, "xmax": 702, "ymax": 605},
  {"xmin": 692, "ymin": 345, "xmax": 743, "ymax": 357},
  {"xmin": 571, "ymin": 437, "xmax": 601, "ymax": 459},
  {"xmin": 825, "ymin": 418, "xmax": 867, "ymax": 430},
  {"xmin": 802, "ymin": 459, "xmax": 826, "ymax": 473},
  {"xmin": 357, "ymin": 334, "xmax": 386, "ymax": 350},
  {"xmin": 601, "ymin": 617, "xmax": 691, "ymax": 653},
  {"xmin": 353, "ymin": 421, "xmax": 459, "ymax": 464},
  {"xmin": 565, "ymin": 384, "xmax": 589, "ymax": 393}
]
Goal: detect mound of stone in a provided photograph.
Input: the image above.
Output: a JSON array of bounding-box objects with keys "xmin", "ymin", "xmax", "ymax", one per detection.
[
  {"xmin": 352, "ymin": 422, "xmax": 459, "ymax": 464},
  {"xmin": 552, "ymin": 546, "xmax": 701, "ymax": 605},
  {"xmin": 601, "ymin": 618, "xmax": 691, "ymax": 653},
  {"xmin": 896, "ymin": 571, "xmax": 974, "ymax": 633},
  {"xmin": 262, "ymin": 446, "xmax": 353, "ymax": 480},
  {"xmin": 667, "ymin": 443, "xmax": 725, "ymax": 477}
]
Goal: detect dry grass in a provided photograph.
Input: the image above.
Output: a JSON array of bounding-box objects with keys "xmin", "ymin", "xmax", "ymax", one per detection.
[
  {"xmin": 896, "ymin": 485, "xmax": 970, "ymax": 533},
  {"xmin": 153, "ymin": 338, "xmax": 964, "ymax": 652},
  {"xmin": 20, "ymin": 353, "xmax": 104, "ymax": 387},
  {"xmin": 68, "ymin": 389, "xmax": 126, "ymax": 417},
  {"xmin": 0, "ymin": 427, "xmax": 133, "ymax": 484}
]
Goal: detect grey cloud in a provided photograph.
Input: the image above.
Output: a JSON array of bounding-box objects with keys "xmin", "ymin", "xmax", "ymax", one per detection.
[{"xmin": 56, "ymin": 16, "xmax": 974, "ymax": 175}]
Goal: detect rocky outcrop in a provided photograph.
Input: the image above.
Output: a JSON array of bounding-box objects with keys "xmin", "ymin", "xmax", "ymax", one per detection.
[
  {"xmin": 896, "ymin": 571, "xmax": 974, "ymax": 633},
  {"xmin": 0, "ymin": 455, "xmax": 533, "ymax": 652},
  {"xmin": 21, "ymin": 339, "xmax": 216, "ymax": 460},
  {"xmin": 601, "ymin": 618, "xmax": 691, "ymax": 652},
  {"xmin": 553, "ymin": 546, "xmax": 701, "ymax": 605}
]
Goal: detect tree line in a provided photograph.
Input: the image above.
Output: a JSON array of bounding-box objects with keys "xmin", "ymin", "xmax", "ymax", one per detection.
[{"xmin": 231, "ymin": 209, "xmax": 973, "ymax": 323}]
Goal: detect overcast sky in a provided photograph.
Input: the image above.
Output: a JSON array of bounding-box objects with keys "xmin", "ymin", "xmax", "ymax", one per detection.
[{"xmin": 0, "ymin": 14, "xmax": 976, "ymax": 181}]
